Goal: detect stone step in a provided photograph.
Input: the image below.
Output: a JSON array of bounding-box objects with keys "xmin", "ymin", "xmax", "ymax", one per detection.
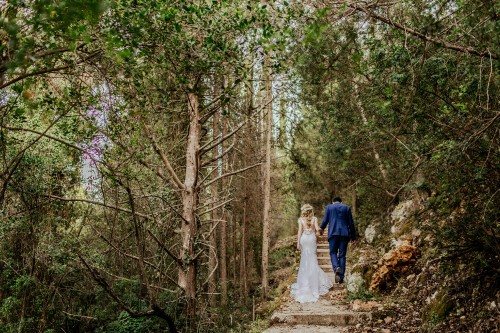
[
  {"xmin": 271, "ymin": 300, "xmax": 372, "ymax": 326},
  {"xmin": 263, "ymin": 324, "xmax": 343, "ymax": 333},
  {"xmin": 318, "ymin": 258, "xmax": 331, "ymax": 265},
  {"xmin": 317, "ymin": 248, "xmax": 329, "ymax": 253}
]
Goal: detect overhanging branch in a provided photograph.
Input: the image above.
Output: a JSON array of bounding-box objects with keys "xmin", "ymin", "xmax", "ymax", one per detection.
[{"xmin": 350, "ymin": 4, "xmax": 498, "ymax": 60}]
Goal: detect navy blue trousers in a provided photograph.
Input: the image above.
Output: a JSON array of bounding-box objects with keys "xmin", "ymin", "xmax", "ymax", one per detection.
[{"xmin": 328, "ymin": 236, "xmax": 350, "ymax": 281}]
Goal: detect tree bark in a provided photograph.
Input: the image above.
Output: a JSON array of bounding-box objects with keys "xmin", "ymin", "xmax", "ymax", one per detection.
[
  {"xmin": 220, "ymin": 106, "xmax": 228, "ymax": 306},
  {"xmin": 261, "ymin": 59, "xmax": 272, "ymax": 300},
  {"xmin": 239, "ymin": 204, "xmax": 248, "ymax": 302},
  {"xmin": 208, "ymin": 109, "xmax": 219, "ymax": 307},
  {"xmin": 178, "ymin": 90, "xmax": 201, "ymax": 323},
  {"xmin": 354, "ymin": 83, "xmax": 388, "ymax": 182},
  {"xmin": 351, "ymin": 182, "xmax": 357, "ymax": 217}
]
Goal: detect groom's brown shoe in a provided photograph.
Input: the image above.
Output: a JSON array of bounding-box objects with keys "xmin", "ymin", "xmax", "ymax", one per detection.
[{"xmin": 334, "ymin": 267, "xmax": 341, "ymax": 283}]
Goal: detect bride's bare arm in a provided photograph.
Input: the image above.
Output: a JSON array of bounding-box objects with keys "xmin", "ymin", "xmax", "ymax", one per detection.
[
  {"xmin": 314, "ymin": 216, "xmax": 320, "ymax": 232},
  {"xmin": 297, "ymin": 219, "xmax": 303, "ymax": 250}
]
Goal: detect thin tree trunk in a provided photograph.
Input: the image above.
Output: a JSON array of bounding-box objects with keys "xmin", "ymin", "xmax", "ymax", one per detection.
[
  {"xmin": 354, "ymin": 83, "xmax": 388, "ymax": 182},
  {"xmin": 239, "ymin": 70, "xmax": 253, "ymax": 303},
  {"xmin": 279, "ymin": 97, "xmax": 287, "ymax": 148},
  {"xmin": 261, "ymin": 59, "xmax": 272, "ymax": 300},
  {"xmin": 208, "ymin": 110, "xmax": 219, "ymax": 307},
  {"xmin": 240, "ymin": 204, "xmax": 247, "ymax": 302},
  {"xmin": 351, "ymin": 182, "xmax": 357, "ymax": 217},
  {"xmin": 220, "ymin": 111, "xmax": 228, "ymax": 306},
  {"xmin": 232, "ymin": 210, "xmax": 237, "ymax": 290},
  {"xmin": 179, "ymin": 90, "xmax": 201, "ymax": 323}
]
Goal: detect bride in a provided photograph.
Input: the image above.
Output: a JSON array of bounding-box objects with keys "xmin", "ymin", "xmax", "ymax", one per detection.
[{"xmin": 291, "ymin": 204, "xmax": 332, "ymax": 303}]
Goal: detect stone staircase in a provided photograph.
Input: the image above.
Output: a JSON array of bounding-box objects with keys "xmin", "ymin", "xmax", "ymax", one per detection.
[
  {"xmin": 316, "ymin": 235, "xmax": 334, "ymax": 276},
  {"xmin": 263, "ymin": 234, "xmax": 372, "ymax": 333}
]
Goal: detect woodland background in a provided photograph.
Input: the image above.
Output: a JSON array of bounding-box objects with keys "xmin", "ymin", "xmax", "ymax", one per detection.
[{"xmin": 0, "ymin": 0, "xmax": 498, "ymax": 332}]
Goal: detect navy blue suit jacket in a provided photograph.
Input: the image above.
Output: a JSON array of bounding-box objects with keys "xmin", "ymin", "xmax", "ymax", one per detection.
[{"xmin": 320, "ymin": 202, "xmax": 356, "ymax": 241}]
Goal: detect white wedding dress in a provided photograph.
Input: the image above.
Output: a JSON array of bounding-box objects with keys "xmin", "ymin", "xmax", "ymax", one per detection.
[{"xmin": 291, "ymin": 217, "xmax": 332, "ymax": 303}]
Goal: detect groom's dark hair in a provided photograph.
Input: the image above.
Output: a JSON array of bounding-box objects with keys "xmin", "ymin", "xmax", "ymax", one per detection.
[{"xmin": 333, "ymin": 196, "xmax": 342, "ymax": 202}]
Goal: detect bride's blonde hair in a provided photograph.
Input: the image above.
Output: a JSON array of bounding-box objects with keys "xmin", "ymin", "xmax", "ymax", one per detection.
[{"xmin": 300, "ymin": 204, "xmax": 314, "ymax": 227}]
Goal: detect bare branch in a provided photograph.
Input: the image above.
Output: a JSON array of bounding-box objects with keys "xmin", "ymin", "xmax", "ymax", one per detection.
[
  {"xmin": 141, "ymin": 122, "xmax": 185, "ymax": 190},
  {"xmin": 350, "ymin": 4, "xmax": 498, "ymax": 60},
  {"xmin": 0, "ymin": 51, "xmax": 102, "ymax": 89},
  {"xmin": 200, "ymin": 120, "xmax": 246, "ymax": 155},
  {"xmin": 201, "ymin": 140, "xmax": 235, "ymax": 168},
  {"xmin": 42, "ymin": 193, "xmax": 153, "ymax": 220},
  {"xmin": 147, "ymin": 229, "xmax": 183, "ymax": 267},
  {"xmin": 197, "ymin": 198, "xmax": 234, "ymax": 216},
  {"xmin": 200, "ymin": 162, "xmax": 262, "ymax": 190}
]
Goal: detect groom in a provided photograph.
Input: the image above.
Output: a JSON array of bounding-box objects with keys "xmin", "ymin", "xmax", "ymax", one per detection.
[{"xmin": 319, "ymin": 196, "xmax": 356, "ymax": 284}]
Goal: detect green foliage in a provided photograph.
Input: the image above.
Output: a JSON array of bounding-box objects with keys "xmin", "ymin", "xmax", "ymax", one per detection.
[
  {"xmin": 422, "ymin": 289, "xmax": 453, "ymax": 326},
  {"xmin": 347, "ymin": 286, "xmax": 378, "ymax": 302},
  {"xmin": 97, "ymin": 311, "xmax": 162, "ymax": 333}
]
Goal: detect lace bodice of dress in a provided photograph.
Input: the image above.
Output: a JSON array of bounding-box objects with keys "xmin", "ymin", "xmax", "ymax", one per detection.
[{"xmin": 300, "ymin": 216, "xmax": 317, "ymax": 235}]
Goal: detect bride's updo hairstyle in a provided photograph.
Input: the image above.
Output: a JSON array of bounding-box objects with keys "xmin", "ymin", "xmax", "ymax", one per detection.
[{"xmin": 300, "ymin": 204, "xmax": 314, "ymax": 226}]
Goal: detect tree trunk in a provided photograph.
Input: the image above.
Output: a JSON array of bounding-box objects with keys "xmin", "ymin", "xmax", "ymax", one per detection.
[
  {"xmin": 232, "ymin": 210, "xmax": 237, "ymax": 290},
  {"xmin": 239, "ymin": 205, "xmax": 247, "ymax": 302},
  {"xmin": 261, "ymin": 59, "xmax": 272, "ymax": 300},
  {"xmin": 208, "ymin": 110, "xmax": 219, "ymax": 307},
  {"xmin": 220, "ymin": 112, "xmax": 228, "ymax": 306},
  {"xmin": 179, "ymin": 90, "xmax": 201, "ymax": 323},
  {"xmin": 279, "ymin": 97, "xmax": 287, "ymax": 148},
  {"xmin": 354, "ymin": 83, "xmax": 388, "ymax": 182},
  {"xmin": 351, "ymin": 182, "xmax": 357, "ymax": 217}
]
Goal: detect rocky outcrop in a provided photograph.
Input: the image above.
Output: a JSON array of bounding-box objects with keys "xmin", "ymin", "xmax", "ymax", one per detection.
[{"xmin": 369, "ymin": 241, "xmax": 417, "ymax": 291}]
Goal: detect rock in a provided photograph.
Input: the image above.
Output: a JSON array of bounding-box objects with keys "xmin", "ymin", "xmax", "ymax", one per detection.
[
  {"xmin": 384, "ymin": 316, "xmax": 393, "ymax": 324},
  {"xmin": 365, "ymin": 224, "xmax": 376, "ymax": 243},
  {"xmin": 390, "ymin": 238, "xmax": 407, "ymax": 248},
  {"xmin": 381, "ymin": 329, "xmax": 391, "ymax": 333},
  {"xmin": 391, "ymin": 200, "xmax": 414, "ymax": 224},
  {"xmin": 369, "ymin": 241, "xmax": 417, "ymax": 291},
  {"xmin": 411, "ymin": 228, "xmax": 421, "ymax": 237},
  {"xmin": 352, "ymin": 299, "xmax": 380, "ymax": 311},
  {"xmin": 489, "ymin": 301, "xmax": 497, "ymax": 310},
  {"xmin": 347, "ymin": 272, "xmax": 365, "ymax": 294}
]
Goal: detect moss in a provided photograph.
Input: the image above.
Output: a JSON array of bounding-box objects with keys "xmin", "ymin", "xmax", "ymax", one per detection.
[
  {"xmin": 422, "ymin": 289, "xmax": 453, "ymax": 325},
  {"xmin": 245, "ymin": 319, "xmax": 270, "ymax": 333},
  {"xmin": 399, "ymin": 218, "xmax": 415, "ymax": 235}
]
